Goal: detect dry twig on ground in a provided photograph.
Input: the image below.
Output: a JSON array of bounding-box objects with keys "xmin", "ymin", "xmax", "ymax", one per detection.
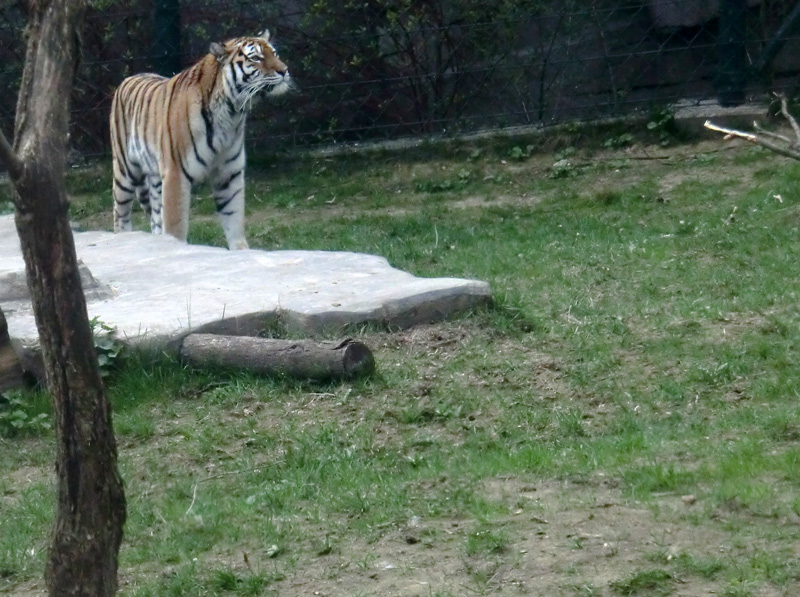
[{"xmin": 704, "ymin": 94, "xmax": 800, "ymax": 161}]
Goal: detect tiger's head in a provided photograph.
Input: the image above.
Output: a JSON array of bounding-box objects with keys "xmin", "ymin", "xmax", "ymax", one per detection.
[{"xmin": 210, "ymin": 30, "xmax": 292, "ymax": 105}]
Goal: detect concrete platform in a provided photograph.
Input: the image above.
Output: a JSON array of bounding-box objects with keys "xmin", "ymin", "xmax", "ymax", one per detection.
[{"xmin": 0, "ymin": 215, "xmax": 492, "ymax": 351}]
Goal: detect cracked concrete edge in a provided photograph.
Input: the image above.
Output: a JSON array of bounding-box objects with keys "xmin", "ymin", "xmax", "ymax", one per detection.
[
  {"xmin": 277, "ymin": 280, "xmax": 494, "ymax": 335},
  {"xmin": 4, "ymin": 280, "xmax": 493, "ymax": 383},
  {"xmin": 147, "ymin": 281, "xmax": 492, "ymax": 351}
]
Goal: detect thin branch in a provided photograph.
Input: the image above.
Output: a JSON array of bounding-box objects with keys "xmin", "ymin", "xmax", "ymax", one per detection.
[
  {"xmin": 184, "ymin": 469, "xmax": 255, "ymax": 516},
  {"xmin": 704, "ymin": 120, "xmax": 800, "ymax": 161},
  {"xmin": 778, "ymin": 94, "xmax": 800, "ymax": 146},
  {"xmin": 753, "ymin": 121, "xmax": 794, "ymax": 145},
  {"xmin": 0, "ymin": 129, "xmax": 23, "ymax": 181},
  {"xmin": 184, "ymin": 483, "xmax": 199, "ymax": 516}
]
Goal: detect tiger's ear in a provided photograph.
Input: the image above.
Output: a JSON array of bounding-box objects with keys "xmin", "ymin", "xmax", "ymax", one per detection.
[
  {"xmin": 259, "ymin": 29, "xmax": 271, "ymax": 42},
  {"xmin": 210, "ymin": 42, "xmax": 227, "ymax": 62}
]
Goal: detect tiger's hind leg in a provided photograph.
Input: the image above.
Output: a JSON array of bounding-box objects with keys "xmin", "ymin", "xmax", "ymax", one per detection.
[
  {"xmin": 113, "ymin": 171, "xmax": 144, "ymax": 233},
  {"xmin": 144, "ymin": 176, "xmax": 164, "ymax": 235},
  {"xmin": 161, "ymin": 166, "xmax": 192, "ymax": 242},
  {"xmin": 211, "ymin": 161, "xmax": 249, "ymax": 250}
]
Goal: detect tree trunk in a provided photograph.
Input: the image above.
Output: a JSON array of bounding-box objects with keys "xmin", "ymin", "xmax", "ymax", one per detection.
[
  {"xmin": 180, "ymin": 334, "xmax": 376, "ymax": 380},
  {"xmin": 16, "ymin": 161, "xmax": 126, "ymax": 597},
  {"xmin": 1, "ymin": 1, "xmax": 126, "ymax": 595}
]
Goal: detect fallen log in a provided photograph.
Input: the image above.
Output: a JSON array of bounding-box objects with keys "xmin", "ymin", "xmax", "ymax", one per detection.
[
  {"xmin": 179, "ymin": 334, "xmax": 376, "ymax": 381},
  {"xmin": 0, "ymin": 307, "xmax": 25, "ymax": 392}
]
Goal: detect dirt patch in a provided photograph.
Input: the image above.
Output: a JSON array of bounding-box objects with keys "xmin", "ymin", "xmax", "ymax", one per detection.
[
  {"xmin": 449, "ymin": 193, "xmax": 546, "ymax": 211},
  {"xmin": 178, "ymin": 478, "xmax": 760, "ymax": 597},
  {"xmin": 1, "ymin": 464, "xmax": 52, "ymax": 510}
]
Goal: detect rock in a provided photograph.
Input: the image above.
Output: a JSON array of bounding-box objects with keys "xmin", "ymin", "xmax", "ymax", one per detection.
[{"xmin": 0, "ymin": 215, "xmax": 492, "ymax": 353}]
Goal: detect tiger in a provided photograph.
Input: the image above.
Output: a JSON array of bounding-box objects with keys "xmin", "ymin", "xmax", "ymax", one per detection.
[{"xmin": 110, "ymin": 29, "xmax": 291, "ymax": 250}]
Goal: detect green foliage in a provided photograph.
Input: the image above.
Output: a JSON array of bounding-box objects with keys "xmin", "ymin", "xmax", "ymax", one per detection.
[
  {"xmin": 414, "ymin": 168, "xmax": 471, "ymax": 192},
  {"xmin": 509, "ymin": 144, "xmax": 535, "ymax": 160},
  {"xmin": 604, "ymin": 132, "xmax": 633, "ymax": 149},
  {"xmin": 611, "ymin": 569, "xmax": 674, "ymax": 596},
  {"xmin": 211, "ymin": 567, "xmax": 277, "ymax": 595},
  {"xmin": 0, "ymin": 393, "xmax": 50, "ymax": 437},
  {"xmin": 646, "ymin": 107, "xmax": 681, "ymax": 146},
  {"xmin": 465, "ymin": 525, "xmax": 510, "ymax": 556},
  {"xmin": 90, "ymin": 316, "xmax": 125, "ymax": 377},
  {"xmin": 549, "ymin": 159, "xmax": 577, "ymax": 178},
  {"xmin": 623, "ymin": 461, "xmax": 696, "ymax": 499}
]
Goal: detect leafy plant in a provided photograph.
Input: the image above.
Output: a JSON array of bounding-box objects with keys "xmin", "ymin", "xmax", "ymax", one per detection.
[
  {"xmin": 549, "ymin": 158, "xmax": 578, "ymax": 178},
  {"xmin": 604, "ymin": 133, "xmax": 633, "ymax": 149},
  {"xmin": 647, "ymin": 107, "xmax": 680, "ymax": 146},
  {"xmin": 0, "ymin": 393, "xmax": 50, "ymax": 437},
  {"xmin": 509, "ymin": 144, "xmax": 535, "ymax": 161},
  {"xmin": 90, "ymin": 316, "xmax": 125, "ymax": 377}
]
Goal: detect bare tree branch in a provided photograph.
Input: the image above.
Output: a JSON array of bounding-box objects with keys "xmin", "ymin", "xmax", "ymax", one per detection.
[
  {"xmin": 777, "ymin": 93, "xmax": 800, "ymax": 146},
  {"xmin": 0, "ymin": 129, "xmax": 23, "ymax": 181},
  {"xmin": 753, "ymin": 121, "xmax": 794, "ymax": 145},
  {"xmin": 704, "ymin": 120, "xmax": 800, "ymax": 161}
]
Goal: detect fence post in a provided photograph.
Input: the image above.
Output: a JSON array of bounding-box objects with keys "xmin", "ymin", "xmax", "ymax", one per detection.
[
  {"xmin": 717, "ymin": 0, "xmax": 747, "ymax": 106},
  {"xmin": 153, "ymin": 0, "xmax": 181, "ymax": 77}
]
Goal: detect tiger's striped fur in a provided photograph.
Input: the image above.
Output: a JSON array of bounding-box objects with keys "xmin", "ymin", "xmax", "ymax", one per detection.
[{"xmin": 110, "ymin": 30, "xmax": 290, "ymax": 250}]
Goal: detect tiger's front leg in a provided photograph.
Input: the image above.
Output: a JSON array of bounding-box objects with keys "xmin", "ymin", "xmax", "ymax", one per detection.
[
  {"xmin": 212, "ymin": 158, "xmax": 249, "ymax": 250},
  {"xmin": 161, "ymin": 166, "xmax": 192, "ymax": 242}
]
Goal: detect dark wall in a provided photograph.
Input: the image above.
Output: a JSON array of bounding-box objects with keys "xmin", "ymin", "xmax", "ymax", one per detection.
[{"xmin": 1, "ymin": 1, "xmax": 798, "ymax": 157}]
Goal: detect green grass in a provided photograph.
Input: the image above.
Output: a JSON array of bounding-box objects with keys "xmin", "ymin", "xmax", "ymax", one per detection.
[
  {"xmin": 610, "ymin": 568, "xmax": 674, "ymax": 596},
  {"xmin": 5, "ymin": 134, "xmax": 800, "ymax": 594}
]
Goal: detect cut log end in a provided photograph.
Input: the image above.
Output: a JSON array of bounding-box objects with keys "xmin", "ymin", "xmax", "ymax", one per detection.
[{"xmin": 339, "ymin": 339, "xmax": 376, "ymax": 379}]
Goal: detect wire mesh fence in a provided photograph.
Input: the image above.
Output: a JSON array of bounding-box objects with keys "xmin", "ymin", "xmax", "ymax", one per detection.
[{"xmin": 1, "ymin": 0, "xmax": 800, "ymax": 158}]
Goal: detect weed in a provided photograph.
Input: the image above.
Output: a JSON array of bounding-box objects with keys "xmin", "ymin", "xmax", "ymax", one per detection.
[
  {"xmin": 549, "ymin": 156, "xmax": 578, "ymax": 178},
  {"xmin": 210, "ymin": 567, "xmax": 274, "ymax": 595},
  {"xmin": 722, "ymin": 580, "xmax": 756, "ymax": 597},
  {"xmin": 646, "ymin": 107, "xmax": 681, "ymax": 146},
  {"xmin": 610, "ymin": 568, "xmax": 674, "ymax": 596},
  {"xmin": 508, "ymin": 144, "xmax": 534, "ymax": 160},
  {"xmin": 623, "ymin": 461, "xmax": 696, "ymax": 499},
  {"xmin": 90, "ymin": 316, "xmax": 125, "ymax": 377},
  {"xmin": 671, "ymin": 552, "xmax": 725, "ymax": 579},
  {"xmin": 603, "ymin": 133, "xmax": 633, "ymax": 149},
  {"xmin": 465, "ymin": 525, "xmax": 509, "ymax": 556},
  {"xmin": 0, "ymin": 392, "xmax": 50, "ymax": 437}
]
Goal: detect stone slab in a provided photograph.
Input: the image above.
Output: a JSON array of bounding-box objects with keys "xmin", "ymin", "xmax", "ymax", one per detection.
[{"xmin": 0, "ymin": 215, "xmax": 492, "ymax": 350}]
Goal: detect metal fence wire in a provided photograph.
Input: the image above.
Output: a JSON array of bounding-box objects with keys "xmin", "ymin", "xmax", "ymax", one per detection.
[{"xmin": 1, "ymin": 0, "xmax": 800, "ymax": 157}]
